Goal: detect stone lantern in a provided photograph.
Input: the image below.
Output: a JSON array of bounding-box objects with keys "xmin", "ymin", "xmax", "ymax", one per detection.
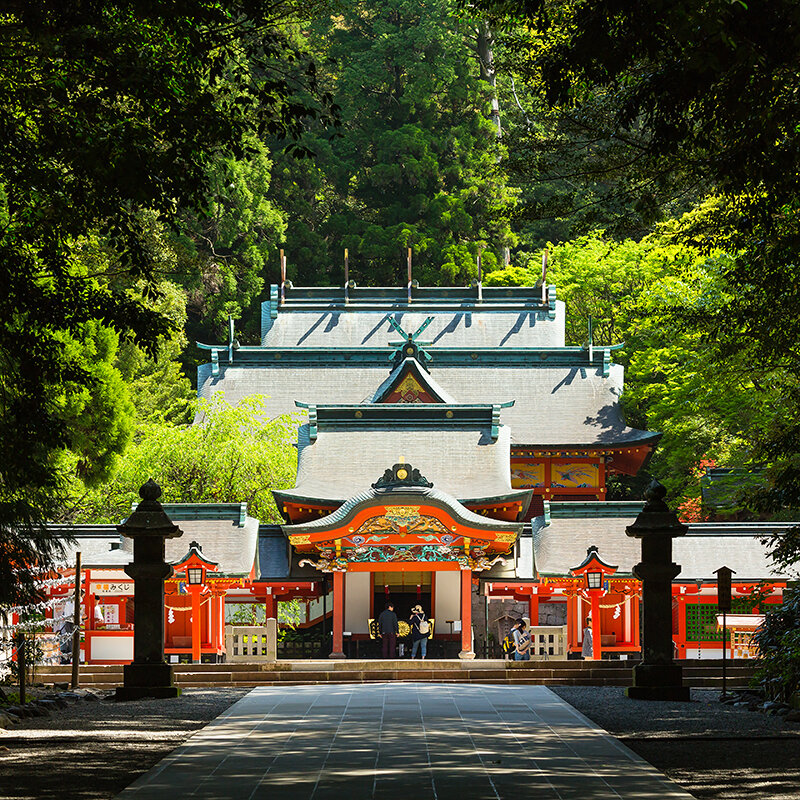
[
  {"xmin": 115, "ymin": 479, "xmax": 183, "ymax": 701},
  {"xmin": 625, "ymin": 479, "xmax": 690, "ymax": 701}
]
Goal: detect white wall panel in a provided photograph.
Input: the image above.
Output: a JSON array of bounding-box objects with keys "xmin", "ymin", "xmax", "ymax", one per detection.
[
  {"xmin": 345, "ymin": 572, "xmax": 371, "ymax": 634},
  {"xmin": 90, "ymin": 635, "xmax": 133, "ymax": 661},
  {"xmin": 434, "ymin": 572, "xmax": 461, "ymax": 628}
]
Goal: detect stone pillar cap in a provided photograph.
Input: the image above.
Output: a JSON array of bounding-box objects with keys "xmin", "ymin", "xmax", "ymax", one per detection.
[
  {"xmin": 625, "ymin": 480, "xmax": 688, "ymax": 539},
  {"xmin": 117, "ymin": 479, "xmax": 183, "ymax": 539}
]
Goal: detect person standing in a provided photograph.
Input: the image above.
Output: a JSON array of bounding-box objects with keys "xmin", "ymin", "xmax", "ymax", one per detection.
[
  {"xmin": 377, "ymin": 602, "xmax": 399, "ymax": 658},
  {"xmin": 581, "ymin": 617, "xmax": 593, "ymax": 660},
  {"xmin": 409, "ymin": 604, "xmax": 430, "ymax": 659},
  {"xmin": 514, "ymin": 620, "xmax": 531, "ymax": 661}
]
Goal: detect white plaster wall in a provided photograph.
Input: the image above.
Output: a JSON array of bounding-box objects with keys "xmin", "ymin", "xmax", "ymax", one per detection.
[
  {"xmin": 345, "ymin": 572, "xmax": 371, "ymax": 634},
  {"xmin": 307, "ymin": 591, "xmax": 333, "ymax": 623},
  {"xmin": 434, "ymin": 572, "xmax": 461, "ymax": 627},
  {"xmin": 90, "ymin": 636, "xmax": 133, "ymax": 661}
]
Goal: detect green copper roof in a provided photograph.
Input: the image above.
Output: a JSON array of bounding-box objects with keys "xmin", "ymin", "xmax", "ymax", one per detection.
[
  {"xmin": 197, "ymin": 343, "xmax": 622, "ymax": 372},
  {"xmin": 547, "ymin": 501, "xmax": 646, "ymax": 519},
  {"xmin": 267, "ymin": 284, "xmax": 556, "ymax": 313}
]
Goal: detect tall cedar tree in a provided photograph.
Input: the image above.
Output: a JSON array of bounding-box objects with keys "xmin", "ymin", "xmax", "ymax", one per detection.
[{"xmin": 271, "ymin": 0, "xmax": 517, "ymax": 286}]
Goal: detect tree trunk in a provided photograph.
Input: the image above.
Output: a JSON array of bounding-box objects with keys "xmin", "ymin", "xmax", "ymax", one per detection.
[{"xmin": 477, "ymin": 20, "xmax": 501, "ymax": 138}]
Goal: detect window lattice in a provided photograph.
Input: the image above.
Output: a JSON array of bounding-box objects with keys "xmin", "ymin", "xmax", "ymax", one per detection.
[{"xmin": 685, "ymin": 602, "xmax": 749, "ymax": 642}]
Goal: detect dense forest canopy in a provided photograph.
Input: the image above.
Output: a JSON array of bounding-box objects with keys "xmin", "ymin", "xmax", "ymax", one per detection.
[{"xmin": 4, "ymin": 0, "xmax": 800, "ymax": 602}]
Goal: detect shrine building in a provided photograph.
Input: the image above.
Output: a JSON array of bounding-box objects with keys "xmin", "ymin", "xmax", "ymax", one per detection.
[
  {"xmin": 37, "ymin": 280, "xmax": 790, "ymax": 663},
  {"xmin": 193, "ymin": 282, "xmax": 788, "ymax": 659}
]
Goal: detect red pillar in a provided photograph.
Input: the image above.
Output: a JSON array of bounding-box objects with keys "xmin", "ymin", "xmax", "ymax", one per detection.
[
  {"xmin": 529, "ymin": 591, "xmax": 539, "ymax": 627},
  {"xmin": 590, "ymin": 591, "xmax": 602, "ymax": 660},
  {"xmin": 330, "ymin": 570, "xmax": 346, "ymax": 659},
  {"xmin": 265, "ymin": 594, "xmax": 277, "ymax": 619},
  {"xmin": 191, "ymin": 588, "xmax": 202, "ymax": 663},
  {"xmin": 210, "ymin": 591, "xmax": 222, "ymax": 653},
  {"xmin": 86, "ymin": 569, "xmax": 96, "ymax": 631},
  {"xmin": 567, "ymin": 593, "xmax": 579, "ymax": 651},
  {"xmin": 676, "ymin": 595, "xmax": 687, "ymax": 660},
  {"xmin": 459, "ymin": 570, "xmax": 474, "ymax": 659}
]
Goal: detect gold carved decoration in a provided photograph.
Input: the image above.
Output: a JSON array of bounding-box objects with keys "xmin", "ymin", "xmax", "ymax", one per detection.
[
  {"xmin": 289, "ymin": 534, "xmax": 311, "ymax": 545},
  {"xmin": 351, "ymin": 511, "xmax": 451, "ymax": 538},
  {"xmin": 395, "ymin": 374, "xmax": 425, "ymax": 403},
  {"xmin": 384, "ymin": 506, "xmax": 420, "ymax": 521},
  {"xmin": 494, "ymin": 531, "xmax": 518, "ymax": 543}
]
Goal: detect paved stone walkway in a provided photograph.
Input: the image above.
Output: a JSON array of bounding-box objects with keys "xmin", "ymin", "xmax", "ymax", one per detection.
[{"xmin": 117, "ymin": 684, "xmax": 694, "ymax": 800}]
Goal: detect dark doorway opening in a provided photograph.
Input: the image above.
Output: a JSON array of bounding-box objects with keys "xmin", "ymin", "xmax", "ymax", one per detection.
[{"xmin": 373, "ymin": 591, "xmax": 433, "ymax": 626}]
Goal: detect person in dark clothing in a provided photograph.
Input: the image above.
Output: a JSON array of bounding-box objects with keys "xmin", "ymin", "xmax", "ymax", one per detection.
[{"xmin": 377, "ymin": 603, "xmax": 399, "ymax": 658}]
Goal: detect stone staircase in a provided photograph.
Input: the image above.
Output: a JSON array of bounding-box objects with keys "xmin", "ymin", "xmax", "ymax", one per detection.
[{"xmin": 34, "ymin": 659, "xmax": 758, "ymax": 690}]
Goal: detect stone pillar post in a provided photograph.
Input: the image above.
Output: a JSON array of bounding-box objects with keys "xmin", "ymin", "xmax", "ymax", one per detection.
[
  {"xmin": 625, "ymin": 480, "xmax": 690, "ymax": 701},
  {"xmin": 115, "ymin": 479, "xmax": 183, "ymax": 701},
  {"xmin": 265, "ymin": 617, "xmax": 278, "ymax": 662}
]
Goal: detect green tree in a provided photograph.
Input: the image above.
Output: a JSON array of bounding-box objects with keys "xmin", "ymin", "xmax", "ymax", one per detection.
[
  {"xmin": 485, "ymin": 229, "xmax": 773, "ymax": 505},
  {"xmin": 477, "ymin": 0, "xmax": 800, "ymax": 515},
  {"xmin": 71, "ymin": 394, "xmax": 298, "ymax": 525},
  {"xmin": 271, "ymin": 0, "xmax": 517, "ymax": 285},
  {"xmin": 173, "ymin": 140, "xmax": 288, "ymax": 346},
  {"xmin": 0, "ymin": 0, "xmax": 330, "ymax": 604}
]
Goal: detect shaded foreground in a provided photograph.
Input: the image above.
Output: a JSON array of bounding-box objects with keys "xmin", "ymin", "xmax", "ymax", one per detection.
[
  {"xmin": 553, "ymin": 687, "xmax": 800, "ymax": 800},
  {"xmin": 0, "ymin": 686, "xmax": 798, "ymax": 800},
  {"xmin": 0, "ymin": 689, "xmax": 248, "ymax": 800}
]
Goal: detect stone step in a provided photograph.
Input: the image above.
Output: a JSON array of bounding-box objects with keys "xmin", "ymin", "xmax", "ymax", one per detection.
[{"xmin": 35, "ymin": 659, "xmax": 757, "ymax": 690}]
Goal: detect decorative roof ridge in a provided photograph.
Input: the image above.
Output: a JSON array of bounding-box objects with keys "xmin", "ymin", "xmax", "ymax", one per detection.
[
  {"xmin": 293, "ymin": 400, "xmax": 514, "ymax": 442},
  {"xmin": 513, "ymin": 430, "xmax": 662, "ymax": 448},
  {"xmin": 196, "ymin": 343, "xmax": 625, "ymax": 354},
  {"xmin": 45, "ymin": 524, "xmax": 120, "ymax": 535},
  {"xmin": 266, "ymin": 283, "xmax": 556, "ymax": 310},
  {"xmin": 137, "ymin": 502, "xmax": 249, "ymax": 527},
  {"xmin": 272, "ymin": 486, "xmax": 530, "ymax": 508},
  {"xmin": 685, "ymin": 522, "xmax": 799, "ymax": 535},
  {"xmin": 195, "ymin": 342, "xmax": 626, "ymax": 376},
  {"xmin": 294, "ymin": 401, "xmax": 515, "ymax": 410},
  {"xmin": 548, "ymin": 501, "xmax": 646, "ymax": 518}
]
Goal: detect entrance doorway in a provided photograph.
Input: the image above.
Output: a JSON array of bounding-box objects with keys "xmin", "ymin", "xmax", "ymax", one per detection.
[{"xmin": 373, "ymin": 571, "xmax": 432, "ymax": 631}]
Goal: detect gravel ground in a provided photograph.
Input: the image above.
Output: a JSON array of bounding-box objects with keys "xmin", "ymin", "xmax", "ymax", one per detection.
[
  {"xmin": 1, "ymin": 685, "xmax": 799, "ymax": 800},
  {"xmin": 552, "ymin": 687, "xmax": 800, "ymax": 800},
  {"xmin": 0, "ymin": 688, "xmax": 248, "ymax": 800}
]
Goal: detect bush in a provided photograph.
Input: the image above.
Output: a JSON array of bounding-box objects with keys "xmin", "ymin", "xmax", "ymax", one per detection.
[{"xmin": 752, "ymin": 587, "xmax": 800, "ymax": 701}]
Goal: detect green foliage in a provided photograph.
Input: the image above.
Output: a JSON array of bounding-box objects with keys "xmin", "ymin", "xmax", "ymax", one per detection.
[
  {"xmin": 227, "ymin": 599, "xmax": 303, "ymax": 628},
  {"xmin": 479, "ymin": 0, "xmax": 800, "ymax": 529},
  {"xmin": 70, "ymin": 394, "xmax": 297, "ymax": 525},
  {"xmin": 753, "ymin": 588, "xmax": 800, "ymax": 701},
  {"xmin": 482, "ymin": 265, "xmax": 539, "ymax": 287},
  {"xmin": 0, "ymin": 0, "xmax": 330, "ymax": 603},
  {"xmin": 484, "ymin": 228, "xmax": 771, "ymax": 504},
  {"xmin": 174, "ymin": 140, "xmax": 288, "ymax": 344},
  {"xmin": 269, "ymin": 0, "xmax": 517, "ymax": 285},
  {"xmin": 495, "ymin": 53, "xmax": 698, "ymax": 246}
]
